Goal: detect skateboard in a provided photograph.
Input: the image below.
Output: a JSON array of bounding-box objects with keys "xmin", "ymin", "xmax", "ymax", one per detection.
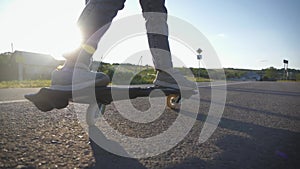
[{"xmin": 25, "ymin": 86, "xmax": 196, "ymax": 112}]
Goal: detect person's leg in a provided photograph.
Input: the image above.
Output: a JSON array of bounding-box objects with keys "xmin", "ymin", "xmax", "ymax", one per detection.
[
  {"xmin": 78, "ymin": 0, "xmax": 126, "ymax": 50},
  {"xmin": 140, "ymin": 0, "xmax": 195, "ymax": 89},
  {"xmin": 51, "ymin": 0, "xmax": 125, "ymax": 90},
  {"xmin": 139, "ymin": 0, "xmax": 172, "ymax": 70},
  {"xmin": 63, "ymin": 0, "xmax": 125, "ymax": 67}
]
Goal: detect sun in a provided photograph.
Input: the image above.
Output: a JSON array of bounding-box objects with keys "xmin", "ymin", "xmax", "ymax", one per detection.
[{"xmin": 0, "ymin": 0, "xmax": 84, "ymax": 59}]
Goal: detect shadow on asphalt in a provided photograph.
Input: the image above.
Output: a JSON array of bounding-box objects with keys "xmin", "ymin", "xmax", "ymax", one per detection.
[
  {"xmin": 193, "ymin": 110, "xmax": 299, "ymax": 169},
  {"xmin": 200, "ymin": 98, "xmax": 300, "ymax": 122},
  {"xmin": 85, "ymin": 126, "xmax": 147, "ymax": 169},
  {"xmin": 83, "ymin": 84, "xmax": 299, "ymax": 169},
  {"xmin": 83, "ymin": 113, "xmax": 299, "ymax": 169},
  {"xmin": 86, "ymin": 139, "xmax": 147, "ymax": 169},
  {"xmin": 221, "ymin": 86, "xmax": 300, "ymax": 97}
]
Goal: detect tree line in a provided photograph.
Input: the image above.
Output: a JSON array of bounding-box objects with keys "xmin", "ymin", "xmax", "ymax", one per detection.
[{"xmin": 1, "ymin": 52, "xmax": 299, "ymax": 82}]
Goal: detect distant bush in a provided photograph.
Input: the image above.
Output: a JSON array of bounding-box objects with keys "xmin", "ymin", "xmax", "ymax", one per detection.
[
  {"xmin": 0, "ymin": 80, "xmax": 51, "ymax": 88},
  {"xmin": 108, "ymin": 67, "xmax": 156, "ymax": 85},
  {"xmin": 263, "ymin": 67, "xmax": 279, "ymax": 80}
]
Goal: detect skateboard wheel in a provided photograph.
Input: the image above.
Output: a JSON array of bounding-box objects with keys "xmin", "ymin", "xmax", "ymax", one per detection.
[{"xmin": 167, "ymin": 94, "xmax": 180, "ymax": 109}]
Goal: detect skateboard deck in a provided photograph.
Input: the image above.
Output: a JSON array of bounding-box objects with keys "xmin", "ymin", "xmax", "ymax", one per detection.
[{"xmin": 25, "ymin": 86, "xmax": 195, "ymax": 112}]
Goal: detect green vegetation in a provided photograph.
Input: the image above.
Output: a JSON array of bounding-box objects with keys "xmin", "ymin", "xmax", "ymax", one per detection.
[
  {"xmin": 0, "ymin": 80, "xmax": 51, "ymax": 88},
  {"xmin": 1, "ymin": 51, "xmax": 300, "ymax": 88},
  {"xmin": 224, "ymin": 68, "xmax": 249, "ymax": 79},
  {"xmin": 188, "ymin": 77, "xmax": 211, "ymax": 82},
  {"xmin": 263, "ymin": 67, "xmax": 279, "ymax": 81},
  {"xmin": 261, "ymin": 67, "xmax": 300, "ymax": 81},
  {"xmin": 98, "ymin": 63, "xmax": 156, "ymax": 84},
  {"xmin": 1, "ymin": 65, "xmax": 299, "ymax": 89},
  {"xmin": 98, "ymin": 63, "xmax": 212, "ymax": 84}
]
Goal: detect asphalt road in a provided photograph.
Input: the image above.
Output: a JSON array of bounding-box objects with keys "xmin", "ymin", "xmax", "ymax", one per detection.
[{"xmin": 0, "ymin": 81, "xmax": 299, "ymax": 169}]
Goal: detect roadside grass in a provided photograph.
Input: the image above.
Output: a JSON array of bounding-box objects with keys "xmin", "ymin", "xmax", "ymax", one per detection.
[
  {"xmin": 0, "ymin": 76, "xmax": 211, "ymax": 89},
  {"xmin": 187, "ymin": 77, "xmax": 211, "ymax": 82},
  {"xmin": 277, "ymin": 80, "xmax": 299, "ymax": 82},
  {"xmin": 0, "ymin": 80, "xmax": 51, "ymax": 88}
]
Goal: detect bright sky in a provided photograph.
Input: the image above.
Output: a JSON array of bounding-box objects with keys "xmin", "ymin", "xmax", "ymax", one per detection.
[{"xmin": 0, "ymin": 0, "xmax": 299, "ymax": 69}]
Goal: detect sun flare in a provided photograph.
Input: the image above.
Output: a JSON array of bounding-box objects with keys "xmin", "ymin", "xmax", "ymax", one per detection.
[{"xmin": 0, "ymin": 0, "xmax": 84, "ymax": 59}]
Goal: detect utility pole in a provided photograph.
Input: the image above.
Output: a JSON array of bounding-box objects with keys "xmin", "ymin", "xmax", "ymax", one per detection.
[
  {"xmin": 136, "ymin": 56, "xmax": 143, "ymax": 73},
  {"xmin": 11, "ymin": 43, "xmax": 14, "ymax": 53}
]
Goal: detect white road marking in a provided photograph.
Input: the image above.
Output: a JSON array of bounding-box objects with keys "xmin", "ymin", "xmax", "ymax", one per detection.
[
  {"xmin": 0, "ymin": 81, "xmax": 254, "ymax": 105},
  {"xmin": 198, "ymin": 81, "xmax": 253, "ymax": 88},
  {"xmin": 0, "ymin": 99, "xmax": 28, "ymax": 104}
]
